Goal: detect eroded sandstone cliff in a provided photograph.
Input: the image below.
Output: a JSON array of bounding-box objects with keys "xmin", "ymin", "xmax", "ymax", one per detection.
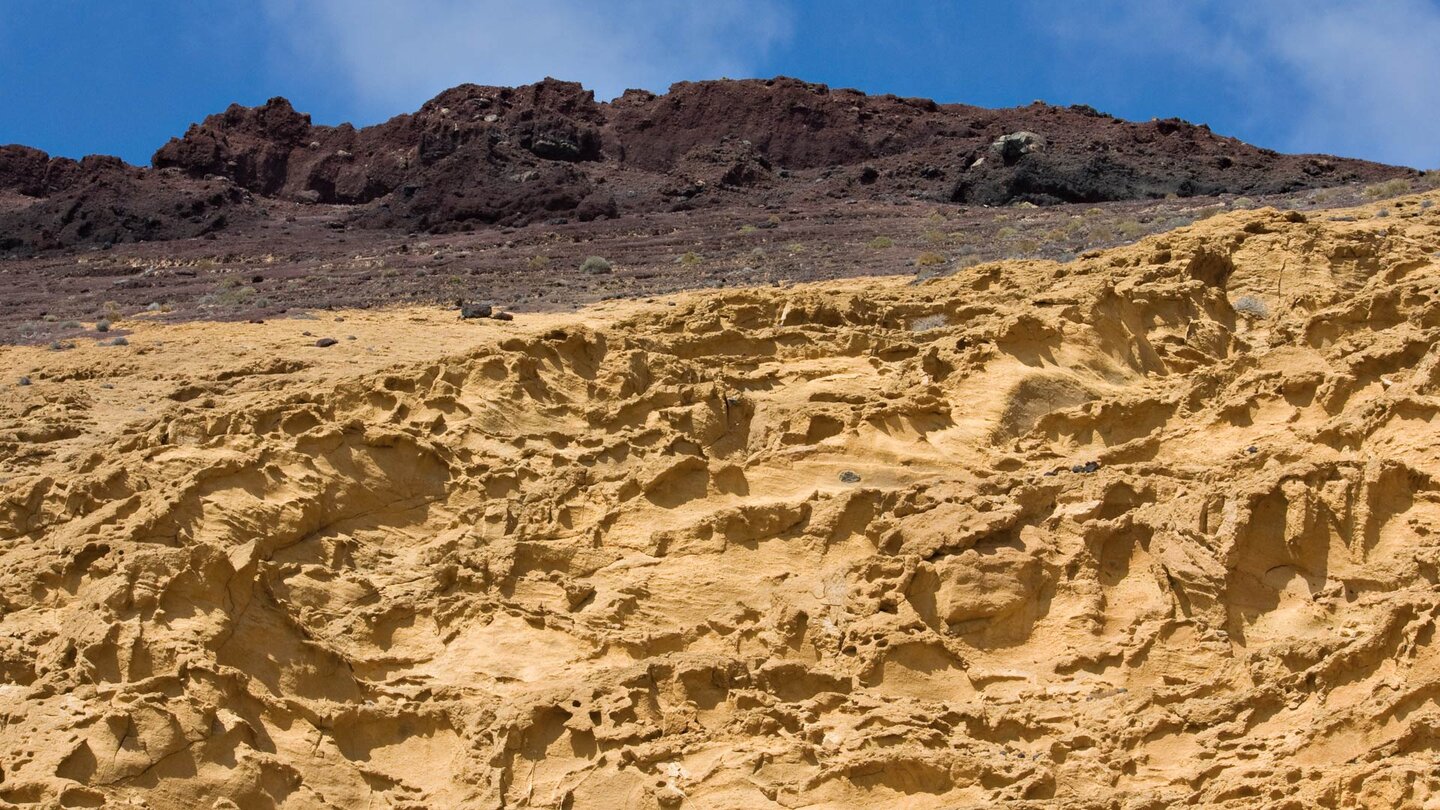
[{"xmin": 1, "ymin": 193, "xmax": 1439, "ymax": 807}]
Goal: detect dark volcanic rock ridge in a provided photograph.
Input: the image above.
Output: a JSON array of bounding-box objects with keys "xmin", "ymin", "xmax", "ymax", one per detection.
[{"xmin": 0, "ymin": 76, "xmax": 1420, "ymax": 251}]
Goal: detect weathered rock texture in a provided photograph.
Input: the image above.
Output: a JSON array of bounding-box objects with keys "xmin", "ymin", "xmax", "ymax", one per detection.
[{"xmin": 1, "ymin": 192, "xmax": 1439, "ymax": 807}]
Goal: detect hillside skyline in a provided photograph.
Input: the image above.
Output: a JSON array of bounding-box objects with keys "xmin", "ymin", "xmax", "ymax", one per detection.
[{"xmin": 2, "ymin": 0, "xmax": 1438, "ymax": 168}]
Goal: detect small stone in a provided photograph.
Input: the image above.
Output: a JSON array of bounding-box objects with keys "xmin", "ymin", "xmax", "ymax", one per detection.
[
  {"xmin": 492, "ymin": 311, "xmax": 514, "ymax": 321},
  {"xmin": 460, "ymin": 302, "xmax": 493, "ymax": 319},
  {"xmin": 1246, "ymin": 445, "xmax": 1259, "ymax": 454},
  {"xmin": 654, "ymin": 785, "xmax": 685, "ymax": 808},
  {"xmin": 839, "ymin": 470, "xmax": 862, "ymax": 484},
  {"xmin": 17, "ymin": 376, "xmax": 31, "ymax": 386},
  {"xmin": 314, "ymin": 338, "xmax": 338, "ymax": 348}
]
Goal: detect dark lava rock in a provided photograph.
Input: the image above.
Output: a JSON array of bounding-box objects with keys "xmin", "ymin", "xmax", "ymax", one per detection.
[
  {"xmin": 460, "ymin": 302, "xmax": 493, "ymax": 319},
  {"xmin": 314, "ymin": 337, "xmax": 338, "ymax": 347},
  {"xmin": 0, "ymin": 76, "xmax": 1416, "ymax": 251},
  {"xmin": 0, "ymin": 150, "xmax": 257, "ymax": 252},
  {"xmin": 839, "ymin": 470, "xmax": 862, "ymax": 483}
]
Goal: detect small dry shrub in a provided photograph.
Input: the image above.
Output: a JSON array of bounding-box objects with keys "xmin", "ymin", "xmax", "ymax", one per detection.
[
  {"xmin": 1233, "ymin": 295, "xmax": 1269, "ymax": 318},
  {"xmin": 580, "ymin": 256, "xmax": 612, "ymax": 274},
  {"xmin": 1364, "ymin": 179, "xmax": 1411, "ymax": 199},
  {"xmin": 909, "ymin": 313, "xmax": 949, "ymax": 332}
]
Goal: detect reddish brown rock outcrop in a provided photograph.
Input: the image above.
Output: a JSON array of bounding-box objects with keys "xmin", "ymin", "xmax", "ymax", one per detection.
[{"xmin": 0, "ymin": 76, "xmax": 1421, "ymax": 251}]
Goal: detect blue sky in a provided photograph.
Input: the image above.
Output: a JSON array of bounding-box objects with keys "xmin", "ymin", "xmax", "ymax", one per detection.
[{"xmin": 3, "ymin": 0, "xmax": 1437, "ymax": 168}]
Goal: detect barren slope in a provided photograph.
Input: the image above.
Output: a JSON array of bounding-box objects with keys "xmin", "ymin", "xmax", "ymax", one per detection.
[{"xmin": 1, "ymin": 193, "xmax": 1440, "ymax": 808}]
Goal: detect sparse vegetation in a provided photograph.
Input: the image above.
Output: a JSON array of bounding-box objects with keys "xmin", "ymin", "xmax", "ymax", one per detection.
[
  {"xmin": 1086, "ymin": 222, "xmax": 1116, "ymax": 242},
  {"xmin": 1115, "ymin": 220, "xmax": 1146, "ymax": 240},
  {"xmin": 527, "ymin": 255, "xmax": 549, "ymax": 270},
  {"xmin": 915, "ymin": 251, "xmax": 946, "ymax": 267},
  {"xmin": 867, "ymin": 236, "xmax": 895, "ymax": 249},
  {"xmin": 909, "ymin": 313, "xmax": 949, "ymax": 332},
  {"xmin": 580, "ymin": 256, "xmax": 612, "ymax": 274},
  {"xmin": 1233, "ymin": 295, "xmax": 1269, "ymax": 319},
  {"xmin": 1014, "ymin": 238, "xmax": 1041, "ymax": 256},
  {"xmin": 952, "ymin": 254, "xmax": 984, "ymax": 272},
  {"xmin": 200, "ymin": 280, "xmax": 258, "ymax": 309},
  {"xmin": 1364, "ymin": 179, "xmax": 1411, "ymax": 200},
  {"xmin": 679, "ymin": 251, "xmax": 703, "ymax": 267}
]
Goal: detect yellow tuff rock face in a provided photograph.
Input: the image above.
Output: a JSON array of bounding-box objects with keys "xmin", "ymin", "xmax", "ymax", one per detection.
[{"xmin": 1, "ymin": 193, "xmax": 1439, "ymax": 808}]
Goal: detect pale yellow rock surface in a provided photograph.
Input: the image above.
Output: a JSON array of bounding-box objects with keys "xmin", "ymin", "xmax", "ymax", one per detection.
[{"xmin": 2, "ymin": 194, "xmax": 1440, "ymax": 808}]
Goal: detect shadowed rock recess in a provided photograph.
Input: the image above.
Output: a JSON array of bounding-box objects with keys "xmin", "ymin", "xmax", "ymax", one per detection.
[{"xmin": 2, "ymin": 193, "xmax": 1440, "ymax": 807}]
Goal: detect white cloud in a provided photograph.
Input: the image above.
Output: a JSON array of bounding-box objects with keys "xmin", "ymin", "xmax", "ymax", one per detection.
[
  {"xmin": 1259, "ymin": 0, "xmax": 1440, "ymax": 169},
  {"xmin": 259, "ymin": 0, "xmax": 792, "ymax": 118},
  {"xmin": 1036, "ymin": 0, "xmax": 1440, "ymax": 168}
]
